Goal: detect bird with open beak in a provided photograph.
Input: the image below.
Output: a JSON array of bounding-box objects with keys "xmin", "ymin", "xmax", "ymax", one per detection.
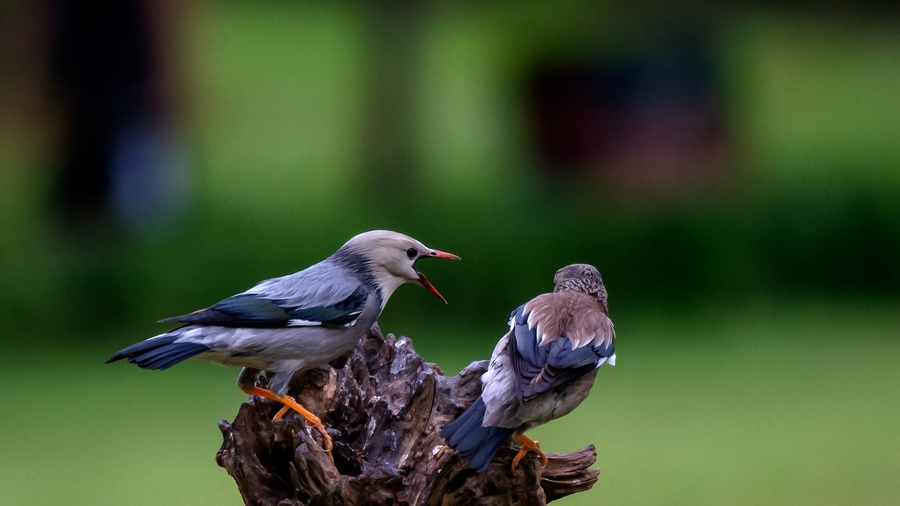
[
  {"xmin": 108, "ymin": 230, "xmax": 458, "ymax": 454},
  {"xmin": 441, "ymin": 264, "xmax": 615, "ymax": 472}
]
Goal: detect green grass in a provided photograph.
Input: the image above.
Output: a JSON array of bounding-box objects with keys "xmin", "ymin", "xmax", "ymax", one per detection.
[
  {"xmin": 0, "ymin": 347, "xmax": 241, "ymax": 506},
  {"xmin": 1, "ymin": 302, "xmax": 897, "ymax": 505}
]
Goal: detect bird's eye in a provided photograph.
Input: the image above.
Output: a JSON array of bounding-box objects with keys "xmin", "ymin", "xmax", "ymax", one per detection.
[{"xmin": 406, "ymin": 247, "xmax": 418, "ymax": 259}]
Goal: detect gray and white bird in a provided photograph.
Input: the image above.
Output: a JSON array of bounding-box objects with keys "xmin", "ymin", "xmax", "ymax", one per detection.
[
  {"xmin": 441, "ymin": 264, "xmax": 615, "ymax": 471},
  {"xmin": 108, "ymin": 230, "xmax": 458, "ymax": 453}
]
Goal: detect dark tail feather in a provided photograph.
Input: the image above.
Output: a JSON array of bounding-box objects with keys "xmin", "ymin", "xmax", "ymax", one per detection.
[
  {"xmin": 107, "ymin": 334, "xmax": 209, "ymax": 370},
  {"xmin": 441, "ymin": 397, "xmax": 515, "ymax": 471}
]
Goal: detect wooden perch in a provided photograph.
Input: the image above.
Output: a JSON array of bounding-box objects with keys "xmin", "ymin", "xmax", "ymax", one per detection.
[{"xmin": 216, "ymin": 325, "xmax": 600, "ymax": 506}]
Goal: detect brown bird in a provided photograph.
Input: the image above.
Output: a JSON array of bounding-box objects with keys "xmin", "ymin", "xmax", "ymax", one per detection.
[{"xmin": 441, "ymin": 264, "xmax": 615, "ymax": 471}]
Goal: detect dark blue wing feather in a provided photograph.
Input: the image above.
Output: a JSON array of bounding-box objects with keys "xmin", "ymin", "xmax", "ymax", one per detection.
[
  {"xmin": 508, "ymin": 304, "xmax": 613, "ymax": 402},
  {"xmin": 107, "ymin": 334, "xmax": 209, "ymax": 370},
  {"xmin": 440, "ymin": 397, "xmax": 516, "ymax": 471},
  {"xmin": 212, "ymin": 294, "xmax": 289, "ymax": 319},
  {"xmin": 161, "ymin": 281, "xmax": 368, "ymax": 328},
  {"xmin": 282, "ymin": 284, "xmax": 368, "ymax": 324}
]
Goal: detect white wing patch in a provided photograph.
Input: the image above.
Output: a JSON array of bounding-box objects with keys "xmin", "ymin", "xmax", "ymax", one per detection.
[
  {"xmin": 288, "ymin": 315, "xmax": 360, "ymax": 328},
  {"xmin": 526, "ymin": 311, "xmax": 545, "ymax": 345},
  {"xmin": 287, "ymin": 319, "xmax": 323, "ymax": 327},
  {"xmin": 596, "ymin": 353, "xmax": 616, "ymax": 368}
]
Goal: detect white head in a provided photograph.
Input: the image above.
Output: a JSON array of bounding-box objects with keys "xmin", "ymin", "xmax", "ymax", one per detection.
[{"xmin": 339, "ymin": 230, "xmax": 459, "ymax": 303}]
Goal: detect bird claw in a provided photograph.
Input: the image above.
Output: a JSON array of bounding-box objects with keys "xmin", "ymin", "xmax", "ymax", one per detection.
[
  {"xmin": 243, "ymin": 386, "xmax": 334, "ymax": 459},
  {"xmin": 295, "ymin": 412, "xmax": 334, "ymax": 461},
  {"xmin": 434, "ymin": 445, "xmax": 450, "ymax": 460},
  {"xmin": 286, "ymin": 416, "xmax": 335, "ymax": 462},
  {"xmin": 284, "ymin": 410, "xmax": 334, "ymax": 460},
  {"xmin": 511, "ymin": 435, "xmax": 548, "ymax": 472}
]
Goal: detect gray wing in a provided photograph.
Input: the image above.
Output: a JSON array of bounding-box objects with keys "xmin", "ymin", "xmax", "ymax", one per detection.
[
  {"xmin": 161, "ymin": 260, "xmax": 369, "ymax": 328},
  {"xmin": 508, "ymin": 303, "xmax": 614, "ymax": 402}
]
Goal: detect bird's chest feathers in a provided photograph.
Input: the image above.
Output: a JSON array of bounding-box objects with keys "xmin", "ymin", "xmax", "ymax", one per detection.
[{"xmin": 370, "ymin": 272, "xmax": 405, "ymax": 310}]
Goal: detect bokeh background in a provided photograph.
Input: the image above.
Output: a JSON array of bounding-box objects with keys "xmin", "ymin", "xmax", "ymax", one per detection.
[{"xmin": 1, "ymin": 1, "xmax": 899, "ymax": 505}]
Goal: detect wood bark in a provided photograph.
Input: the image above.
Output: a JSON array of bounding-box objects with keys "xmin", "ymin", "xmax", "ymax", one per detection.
[{"xmin": 216, "ymin": 325, "xmax": 600, "ymax": 506}]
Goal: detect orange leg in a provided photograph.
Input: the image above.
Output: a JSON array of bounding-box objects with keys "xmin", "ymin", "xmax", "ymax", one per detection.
[
  {"xmin": 239, "ymin": 385, "xmax": 333, "ymax": 455},
  {"xmin": 274, "ymin": 405, "xmax": 290, "ymax": 420},
  {"xmin": 511, "ymin": 433, "xmax": 548, "ymax": 472}
]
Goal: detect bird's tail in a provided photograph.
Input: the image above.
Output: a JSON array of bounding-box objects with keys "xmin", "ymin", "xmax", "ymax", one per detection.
[
  {"xmin": 106, "ymin": 333, "xmax": 209, "ymax": 370},
  {"xmin": 440, "ymin": 397, "xmax": 515, "ymax": 471}
]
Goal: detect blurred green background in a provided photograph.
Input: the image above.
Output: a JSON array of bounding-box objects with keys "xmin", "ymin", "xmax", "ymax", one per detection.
[{"xmin": 1, "ymin": 1, "xmax": 898, "ymax": 505}]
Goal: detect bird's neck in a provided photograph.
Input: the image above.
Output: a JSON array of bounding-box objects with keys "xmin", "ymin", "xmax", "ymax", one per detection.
[
  {"xmin": 330, "ymin": 247, "xmax": 406, "ymax": 311},
  {"xmin": 372, "ymin": 272, "xmax": 406, "ymax": 310}
]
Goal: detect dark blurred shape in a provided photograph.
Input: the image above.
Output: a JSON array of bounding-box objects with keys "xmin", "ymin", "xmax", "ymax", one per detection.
[
  {"xmin": 528, "ymin": 32, "xmax": 729, "ymax": 189},
  {"xmin": 760, "ymin": 179, "xmax": 900, "ymax": 294},
  {"xmin": 756, "ymin": 0, "xmax": 900, "ymax": 16},
  {"xmin": 52, "ymin": 0, "xmax": 146, "ymax": 217},
  {"xmin": 51, "ymin": 0, "xmax": 188, "ymax": 233}
]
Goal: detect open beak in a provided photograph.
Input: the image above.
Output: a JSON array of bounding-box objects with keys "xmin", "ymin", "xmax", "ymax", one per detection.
[
  {"xmin": 417, "ymin": 273, "xmax": 447, "ymax": 303},
  {"xmin": 417, "ymin": 249, "xmax": 460, "ymax": 303}
]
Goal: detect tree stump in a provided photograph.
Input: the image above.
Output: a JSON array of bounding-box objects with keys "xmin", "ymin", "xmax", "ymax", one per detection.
[{"xmin": 216, "ymin": 325, "xmax": 600, "ymax": 506}]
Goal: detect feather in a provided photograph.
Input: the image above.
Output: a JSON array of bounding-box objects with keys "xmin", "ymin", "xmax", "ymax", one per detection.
[
  {"xmin": 523, "ymin": 291, "xmax": 614, "ymax": 349},
  {"xmin": 509, "ymin": 300, "xmax": 615, "ymax": 402},
  {"xmin": 160, "ymin": 269, "xmax": 369, "ymax": 328},
  {"xmin": 440, "ymin": 398, "xmax": 516, "ymax": 471},
  {"xmin": 106, "ymin": 334, "xmax": 209, "ymax": 370}
]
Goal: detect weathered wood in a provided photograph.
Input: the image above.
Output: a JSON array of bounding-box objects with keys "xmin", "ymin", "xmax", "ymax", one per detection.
[{"xmin": 216, "ymin": 325, "xmax": 600, "ymax": 505}]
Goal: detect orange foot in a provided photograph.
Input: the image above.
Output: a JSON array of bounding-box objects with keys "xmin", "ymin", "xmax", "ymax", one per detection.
[
  {"xmin": 434, "ymin": 444, "xmax": 450, "ymax": 460},
  {"xmin": 240, "ymin": 385, "xmax": 333, "ymax": 457},
  {"xmin": 511, "ymin": 433, "xmax": 548, "ymax": 472}
]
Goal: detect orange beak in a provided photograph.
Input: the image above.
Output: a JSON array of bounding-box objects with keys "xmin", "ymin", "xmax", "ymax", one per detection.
[
  {"xmin": 417, "ymin": 249, "xmax": 460, "ymax": 303},
  {"xmin": 427, "ymin": 249, "xmax": 460, "ymax": 260},
  {"xmin": 417, "ymin": 273, "xmax": 447, "ymax": 303}
]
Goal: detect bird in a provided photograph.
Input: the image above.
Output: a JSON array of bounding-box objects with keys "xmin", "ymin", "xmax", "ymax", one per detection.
[
  {"xmin": 108, "ymin": 230, "xmax": 459, "ymax": 454},
  {"xmin": 440, "ymin": 263, "xmax": 615, "ymax": 472}
]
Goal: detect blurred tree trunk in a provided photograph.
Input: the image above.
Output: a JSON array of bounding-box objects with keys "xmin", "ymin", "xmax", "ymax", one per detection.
[{"xmin": 216, "ymin": 325, "xmax": 600, "ymax": 505}]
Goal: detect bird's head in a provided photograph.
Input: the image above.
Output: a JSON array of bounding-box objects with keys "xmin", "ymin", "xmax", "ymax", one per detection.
[
  {"xmin": 553, "ymin": 263, "xmax": 608, "ymax": 309},
  {"xmin": 341, "ymin": 230, "xmax": 459, "ymax": 303}
]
